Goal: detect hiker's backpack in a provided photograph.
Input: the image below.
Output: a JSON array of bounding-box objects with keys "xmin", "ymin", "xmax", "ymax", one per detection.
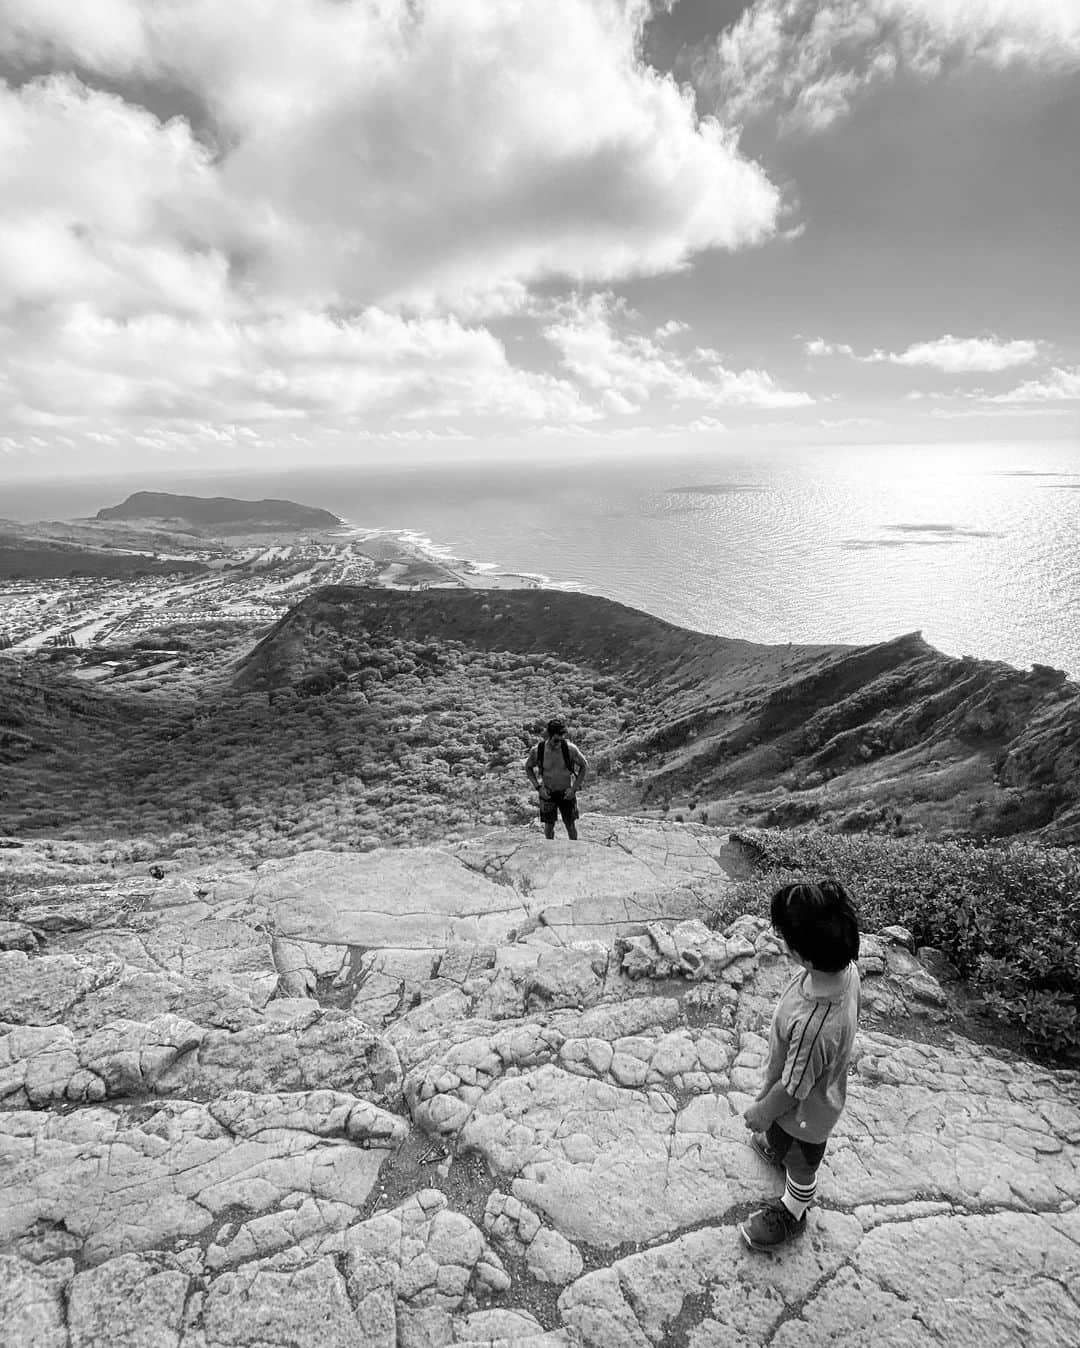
[{"xmin": 536, "ymin": 738, "xmax": 573, "ymax": 773}]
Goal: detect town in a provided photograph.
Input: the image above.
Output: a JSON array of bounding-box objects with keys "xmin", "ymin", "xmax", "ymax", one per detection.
[
  {"xmin": 0, "ymin": 525, "xmax": 538, "ymax": 660},
  {"xmin": 0, "ymin": 537, "xmax": 383, "ymax": 653}
]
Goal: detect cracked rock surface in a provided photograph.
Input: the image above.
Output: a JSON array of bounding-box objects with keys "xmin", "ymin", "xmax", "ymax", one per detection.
[{"xmin": 2, "ymin": 820, "xmax": 1078, "ymax": 1347}]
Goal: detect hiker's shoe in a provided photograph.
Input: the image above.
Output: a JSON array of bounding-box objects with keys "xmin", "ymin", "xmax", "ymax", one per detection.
[
  {"xmin": 750, "ymin": 1132, "xmax": 783, "ymax": 1169},
  {"xmin": 739, "ymin": 1200, "xmax": 806, "ymax": 1252}
]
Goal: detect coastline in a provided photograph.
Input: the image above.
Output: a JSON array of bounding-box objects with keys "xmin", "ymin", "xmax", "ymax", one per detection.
[{"xmin": 337, "ymin": 522, "xmax": 581, "ymax": 594}]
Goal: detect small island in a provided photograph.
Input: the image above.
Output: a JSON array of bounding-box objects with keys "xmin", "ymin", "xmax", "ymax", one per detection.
[{"xmin": 96, "ymin": 492, "xmax": 343, "ymax": 531}]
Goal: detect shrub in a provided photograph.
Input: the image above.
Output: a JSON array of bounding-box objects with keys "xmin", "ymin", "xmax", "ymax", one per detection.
[{"xmin": 725, "ymin": 827, "xmax": 1080, "ymax": 1064}]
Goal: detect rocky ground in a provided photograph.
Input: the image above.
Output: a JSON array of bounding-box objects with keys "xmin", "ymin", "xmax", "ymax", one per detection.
[{"xmin": 2, "ymin": 818, "xmax": 1078, "ymax": 1347}]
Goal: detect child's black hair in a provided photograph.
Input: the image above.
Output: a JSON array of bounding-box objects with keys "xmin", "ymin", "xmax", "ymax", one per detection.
[{"xmin": 769, "ymin": 880, "xmax": 860, "ymax": 973}]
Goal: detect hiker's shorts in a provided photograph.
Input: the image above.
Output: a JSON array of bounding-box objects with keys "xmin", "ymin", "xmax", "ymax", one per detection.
[
  {"xmin": 540, "ymin": 790, "xmax": 578, "ymax": 834},
  {"xmin": 766, "ymin": 1121, "xmax": 827, "ymax": 1180}
]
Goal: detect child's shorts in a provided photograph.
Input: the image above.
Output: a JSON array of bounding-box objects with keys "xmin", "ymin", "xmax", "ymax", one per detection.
[{"xmin": 766, "ymin": 1121, "xmax": 827, "ymax": 1172}]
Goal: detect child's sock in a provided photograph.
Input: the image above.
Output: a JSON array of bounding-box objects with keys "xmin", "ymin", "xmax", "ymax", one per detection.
[{"xmin": 780, "ymin": 1174, "xmax": 816, "ymax": 1220}]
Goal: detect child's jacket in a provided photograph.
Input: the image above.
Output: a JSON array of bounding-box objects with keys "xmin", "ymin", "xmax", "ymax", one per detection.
[{"xmin": 764, "ymin": 962, "xmax": 861, "ymax": 1144}]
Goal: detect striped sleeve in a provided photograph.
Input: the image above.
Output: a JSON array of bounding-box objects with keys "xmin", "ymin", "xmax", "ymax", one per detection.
[{"xmin": 781, "ymin": 1004, "xmax": 832, "ymax": 1100}]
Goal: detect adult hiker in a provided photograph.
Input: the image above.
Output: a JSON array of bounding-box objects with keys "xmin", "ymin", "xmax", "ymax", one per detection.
[{"xmin": 524, "ymin": 719, "xmax": 588, "ymax": 840}]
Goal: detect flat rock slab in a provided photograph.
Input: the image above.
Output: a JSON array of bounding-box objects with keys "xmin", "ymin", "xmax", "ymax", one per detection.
[
  {"xmin": 1, "ymin": 1090, "xmax": 403, "ymax": 1267},
  {"xmin": 446, "ymin": 1022, "xmax": 1080, "ymax": 1248},
  {"xmin": 1, "ymin": 930, "xmax": 278, "ymax": 1034},
  {"xmin": 533, "ymin": 888, "xmax": 711, "ymax": 945},
  {"xmin": 254, "ymin": 850, "xmax": 529, "ymax": 948},
  {"xmin": 1, "ymin": 1003, "xmax": 402, "ymax": 1109},
  {"xmin": 465, "ymin": 1064, "xmax": 761, "ymax": 1247},
  {"xmin": 557, "ymin": 1205, "xmax": 1080, "ymax": 1346},
  {"xmin": 453, "ymin": 835, "xmax": 670, "ymax": 902},
  {"xmin": 771, "ymin": 1207, "xmax": 1080, "ymax": 1348},
  {"xmin": 3, "ymin": 823, "xmax": 1080, "ymax": 1348},
  {"xmin": 451, "ymin": 822, "xmax": 742, "ymax": 943},
  {"xmin": 454, "ymin": 819, "xmax": 739, "ymax": 898}
]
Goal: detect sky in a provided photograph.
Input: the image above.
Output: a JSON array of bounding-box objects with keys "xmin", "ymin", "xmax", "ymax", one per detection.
[{"xmin": 0, "ymin": 0, "xmax": 1078, "ymax": 477}]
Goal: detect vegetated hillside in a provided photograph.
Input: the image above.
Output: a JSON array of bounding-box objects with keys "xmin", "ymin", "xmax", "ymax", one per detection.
[
  {"xmin": 0, "ymin": 595, "xmax": 655, "ymax": 853},
  {"xmin": 95, "ymin": 492, "xmax": 342, "ymax": 530},
  {"xmin": 4, "ymin": 585, "xmax": 1079, "ymax": 854},
  {"xmin": 232, "ymin": 583, "xmax": 831, "ymax": 703},
  {"xmin": 236, "ymin": 586, "xmax": 1080, "ymax": 844},
  {"xmin": 0, "ymin": 534, "xmax": 207, "ymax": 579},
  {"xmin": 642, "ymin": 633, "xmax": 1080, "ymax": 843}
]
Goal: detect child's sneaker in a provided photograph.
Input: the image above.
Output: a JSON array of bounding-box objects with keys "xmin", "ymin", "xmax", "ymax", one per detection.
[
  {"xmin": 739, "ymin": 1199, "xmax": 806, "ymax": 1252},
  {"xmin": 750, "ymin": 1132, "xmax": 783, "ymax": 1168}
]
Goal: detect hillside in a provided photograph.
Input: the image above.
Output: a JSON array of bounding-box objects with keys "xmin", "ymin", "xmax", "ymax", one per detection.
[
  {"xmin": 4, "ymin": 585, "xmax": 1080, "ymax": 851},
  {"xmin": 235, "ymin": 586, "xmax": 1080, "ymax": 844},
  {"xmin": 95, "ymin": 491, "xmax": 343, "ymax": 530}
]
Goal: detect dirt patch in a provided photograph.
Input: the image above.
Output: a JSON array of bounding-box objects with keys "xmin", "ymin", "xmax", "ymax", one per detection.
[
  {"xmin": 658, "ymin": 1285, "xmax": 718, "ymax": 1348},
  {"xmin": 315, "ymin": 946, "xmax": 369, "ymax": 1009}
]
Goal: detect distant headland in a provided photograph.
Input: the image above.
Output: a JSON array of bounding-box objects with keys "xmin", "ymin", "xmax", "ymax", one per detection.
[{"xmin": 95, "ymin": 492, "xmax": 343, "ymax": 530}]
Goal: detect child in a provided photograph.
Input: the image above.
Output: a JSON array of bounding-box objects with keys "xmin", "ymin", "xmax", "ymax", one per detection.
[{"xmin": 739, "ymin": 879, "xmax": 861, "ymax": 1252}]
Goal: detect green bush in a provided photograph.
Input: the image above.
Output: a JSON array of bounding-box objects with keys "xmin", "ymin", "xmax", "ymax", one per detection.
[{"xmin": 726, "ymin": 828, "xmax": 1080, "ymax": 1063}]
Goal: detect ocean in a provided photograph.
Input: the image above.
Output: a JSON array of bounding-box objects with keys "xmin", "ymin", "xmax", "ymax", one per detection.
[{"xmin": 3, "ymin": 440, "xmax": 1079, "ymax": 675}]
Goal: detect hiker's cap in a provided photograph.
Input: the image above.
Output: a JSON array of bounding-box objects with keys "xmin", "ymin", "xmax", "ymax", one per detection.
[{"xmin": 547, "ymin": 719, "xmax": 566, "ymax": 737}]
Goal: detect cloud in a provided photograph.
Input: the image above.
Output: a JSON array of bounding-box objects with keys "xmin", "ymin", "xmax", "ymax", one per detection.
[
  {"xmin": 804, "ymin": 337, "xmax": 855, "ymax": 358},
  {"xmin": 2, "ymin": 0, "xmax": 782, "ymax": 312},
  {"xmin": 928, "ymin": 405, "xmax": 1073, "ymax": 418},
  {"xmin": 993, "ymin": 366, "xmax": 1080, "ymax": 402},
  {"xmin": 0, "ymin": 77, "xmax": 239, "ymax": 318},
  {"xmin": 0, "ymin": 2, "xmax": 796, "ymax": 460},
  {"xmin": 871, "ymin": 335, "xmax": 1041, "ymax": 373},
  {"xmin": 544, "ymin": 294, "xmax": 813, "ymax": 410},
  {"xmin": 693, "ymin": 0, "xmax": 1080, "ymax": 133},
  {"xmin": 0, "ymin": 308, "xmax": 597, "ymax": 441},
  {"xmin": 805, "ymin": 333, "xmax": 1040, "ymax": 372}
]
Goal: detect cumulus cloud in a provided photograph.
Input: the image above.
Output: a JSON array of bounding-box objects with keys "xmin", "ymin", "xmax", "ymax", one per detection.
[
  {"xmin": 2, "ymin": 0, "xmax": 781, "ymax": 312},
  {"xmin": 803, "ymin": 333, "xmax": 1040, "ymax": 372},
  {"xmin": 805, "ymin": 337, "xmax": 855, "ymax": 358},
  {"xmin": 0, "ymin": 1, "xmax": 797, "ymax": 455},
  {"xmin": 693, "ymin": 0, "xmax": 1080, "ymax": 133},
  {"xmin": 871, "ymin": 335, "xmax": 1041, "ymax": 372},
  {"xmin": 0, "ymin": 76, "xmax": 240, "ymax": 318},
  {"xmin": 993, "ymin": 366, "xmax": 1080, "ymax": 402},
  {"xmin": 544, "ymin": 294, "xmax": 813, "ymax": 410},
  {"xmin": 0, "ymin": 307, "xmax": 597, "ymax": 446}
]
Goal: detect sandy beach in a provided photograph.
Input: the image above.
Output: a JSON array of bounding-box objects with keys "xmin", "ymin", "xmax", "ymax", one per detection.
[{"xmin": 339, "ymin": 525, "xmax": 559, "ymax": 592}]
